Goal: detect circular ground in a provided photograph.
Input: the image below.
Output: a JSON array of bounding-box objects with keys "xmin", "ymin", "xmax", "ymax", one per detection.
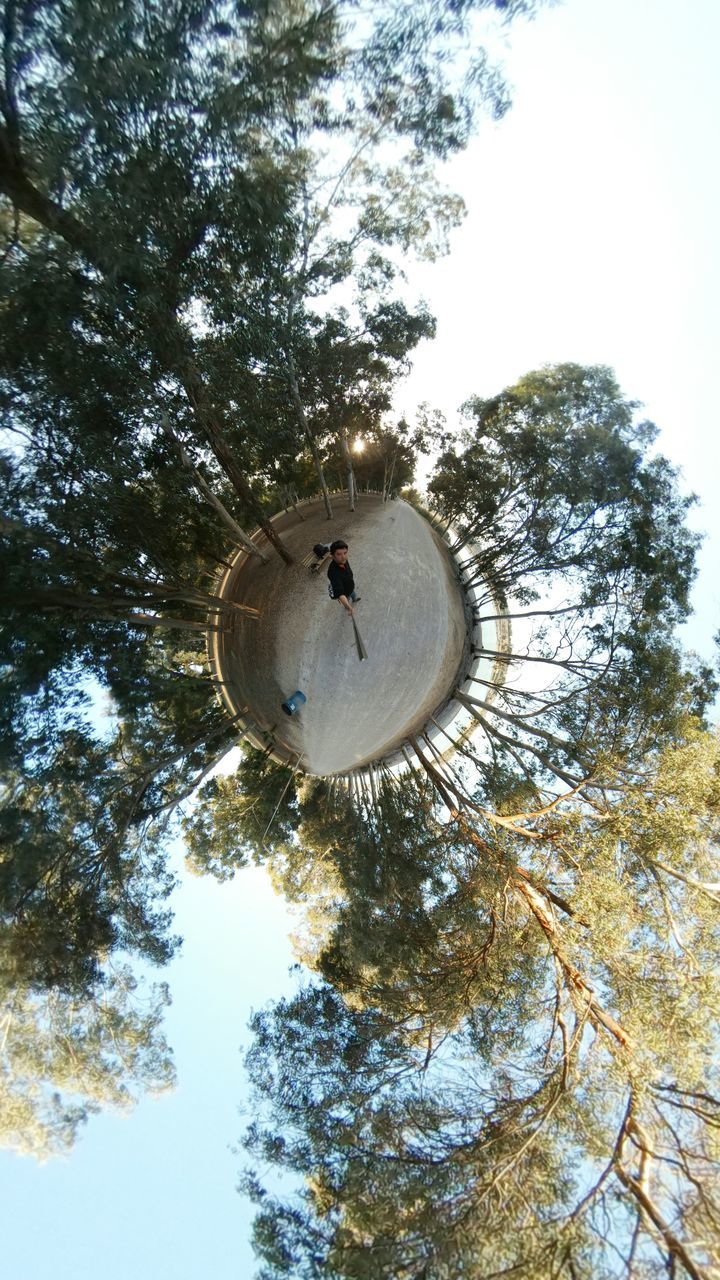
[{"xmin": 208, "ymin": 494, "xmax": 470, "ymax": 776}]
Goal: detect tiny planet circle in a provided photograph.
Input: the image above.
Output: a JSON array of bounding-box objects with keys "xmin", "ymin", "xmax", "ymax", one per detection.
[{"xmin": 208, "ymin": 494, "xmax": 472, "ymax": 776}]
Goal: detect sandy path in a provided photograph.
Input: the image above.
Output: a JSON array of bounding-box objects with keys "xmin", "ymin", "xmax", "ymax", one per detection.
[{"xmin": 209, "ymin": 495, "xmax": 469, "ymax": 776}]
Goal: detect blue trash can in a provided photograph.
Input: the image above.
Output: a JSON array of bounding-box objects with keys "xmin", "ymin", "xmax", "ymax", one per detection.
[{"xmin": 281, "ymin": 690, "xmax": 307, "ymax": 716}]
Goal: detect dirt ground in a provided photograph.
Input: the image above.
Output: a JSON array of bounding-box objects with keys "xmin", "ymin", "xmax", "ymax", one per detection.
[{"xmin": 208, "ymin": 494, "xmax": 470, "ymax": 776}]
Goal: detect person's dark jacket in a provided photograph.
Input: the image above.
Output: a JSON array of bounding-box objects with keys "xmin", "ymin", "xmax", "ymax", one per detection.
[{"xmin": 327, "ymin": 559, "xmax": 355, "ymax": 601}]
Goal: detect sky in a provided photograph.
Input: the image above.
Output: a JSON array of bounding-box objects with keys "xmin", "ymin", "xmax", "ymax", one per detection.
[
  {"xmin": 397, "ymin": 0, "xmax": 720, "ymax": 659},
  {"xmin": 3, "ymin": 2, "xmax": 720, "ymax": 1277}
]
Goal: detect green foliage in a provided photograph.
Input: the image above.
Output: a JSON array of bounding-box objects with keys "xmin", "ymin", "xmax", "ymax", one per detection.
[
  {"xmin": 0, "ymin": 0, "xmax": 544, "ymax": 1153},
  {"xmin": 241, "ymin": 728, "xmax": 720, "ymax": 1278},
  {"xmin": 432, "ymin": 363, "xmax": 698, "ymax": 620},
  {"xmin": 330, "ymin": 420, "xmax": 419, "ymax": 497},
  {"xmin": 243, "ymin": 983, "xmax": 601, "ymax": 1280},
  {"xmin": 0, "ymin": 0, "xmax": 535, "ymax": 985},
  {"xmin": 1, "ymin": 966, "xmax": 174, "ymax": 1159},
  {"xmin": 183, "ymin": 747, "xmax": 301, "ymax": 880},
  {"xmin": 8, "ymin": 16, "xmax": 716, "ymax": 1266},
  {"xmin": 424, "ymin": 364, "xmax": 715, "ymax": 817},
  {"xmin": 0, "ymin": 724, "xmax": 181, "ymax": 993}
]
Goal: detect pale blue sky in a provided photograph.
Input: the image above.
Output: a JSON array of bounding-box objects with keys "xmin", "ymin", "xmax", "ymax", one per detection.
[
  {"xmin": 3, "ymin": 2, "xmax": 719, "ymax": 1277},
  {"xmin": 399, "ymin": 0, "xmax": 720, "ymax": 657}
]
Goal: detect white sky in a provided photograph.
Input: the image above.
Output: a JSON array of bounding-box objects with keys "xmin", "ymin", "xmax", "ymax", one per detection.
[
  {"xmin": 398, "ymin": 0, "xmax": 720, "ymax": 656},
  {"xmin": 3, "ymin": 3, "xmax": 719, "ymax": 1277}
]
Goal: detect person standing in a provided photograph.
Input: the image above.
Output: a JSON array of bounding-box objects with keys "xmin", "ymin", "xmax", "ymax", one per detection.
[{"xmin": 327, "ymin": 540, "xmax": 360, "ymax": 616}]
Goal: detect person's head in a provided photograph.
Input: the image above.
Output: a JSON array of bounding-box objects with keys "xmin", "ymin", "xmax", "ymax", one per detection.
[{"xmin": 330, "ymin": 539, "xmax": 348, "ymax": 565}]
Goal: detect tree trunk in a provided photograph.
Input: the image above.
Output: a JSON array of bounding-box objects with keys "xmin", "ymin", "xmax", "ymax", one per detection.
[
  {"xmin": 408, "ymin": 749, "xmax": 631, "ymax": 1051},
  {"xmin": 303, "ymin": 427, "xmax": 333, "ymax": 519},
  {"xmin": 453, "ymin": 689, "xmax": 562, "ymax": 752},
  {"xmin": 0, "ymin": 155, "xmax": 292, "ymax": 565},
  {"xmin": 178, "ymin": 354, "xmax": 293, "ymax": 564},
  {"xmin": 278, "ymin": 484, "xmax": 305, "ymax": 521},
  {"xmin": 161, "ymin": 416, "xmax": 269, "ymax": 562},
  {"xmin": 106, "ymin": 568, "xmax": 259, "ymax": 618},
  {"xmin": 5, "ymin": 586, "xmax": 253, "ymax": 629},
  {"xmin": 513, "ymin": 877, "xmax": 629, "ymax": 1046},
  {"xmin": 0, "ymin": 145, "xmax": 127, "ymax": 279},
  {"xmin": 478, "ymin": 715, "xmax": 585, "ymax": 795},
  {"xmin": 119, "ymin": 614, "xmax": 225, "ymax": 634},
  {"xmin": 123, "ymin": 713, "xmax": 244, "ymax": 822},
  {"xmin": 284, "ymin": 347, "xmax": 333, "ymax": 520},
  {"xmin": 384, "ymin": 448, "xmax": 398, "ymax": 502},
  {"xmin": 338, "ymin": 425, "xmax": 356, "ymax": 511},
  {"xmin": 612, "ymin": 1158, "xmax": 707, "ymax": 1280}
]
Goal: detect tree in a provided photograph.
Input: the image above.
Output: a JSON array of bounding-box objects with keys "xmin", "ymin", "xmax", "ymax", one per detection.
[
  {"xmin": 0, "ymin": 724, "xmax": 181, "ymax": 994},
  {"xmin": 2, "ymin": 0, "xmax": 612, "ymax": 1169},
  {"xmin": 0, "ymin": 0, "xmax": 540, "ymax": 998},
  {"xmin": 280, "ymin": 305, "xmax": 437, "ymax": 511},
  {"xmin": 183, "ymin": 747, "xmax": 302, "ymax": 880},
  {"xmin": 0, "ymin": 965, "xmax": 174, "ymax": 1159},
  {"xmin": 338, "ymin": 418, "xmax": 420, "ymax": 499},
  {"xmin": 1, "ymin": 0, "xmax": 538, "ymax": 556},
  {"xmin": 431, "ymin": 364, "xmax": 697, "ymax": 619},
  {"xmin": 0, "ymin": 0, "xmax": 314, "ymax": 561},
  {"xmin": 241, "ymin": 726, "xmax": 720, "ymax": 1278},
  {"xmin": 424, "ymin": 364, "xmax": 713, "ymax": 810}
]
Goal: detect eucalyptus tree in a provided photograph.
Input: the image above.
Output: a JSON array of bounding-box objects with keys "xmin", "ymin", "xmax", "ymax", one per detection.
[
  {"xmin": 0, "ymin": 498, "xmax": 250, "ymax": 995},
  {"xmin": 183, "ymin": 746, "xmax": 302, "ymax": 880},
  {"xmin": 335, "ymin": 417, "xmax": 422, "ymax": 499},
  {"xmin": 197, "ymin": 295, "xmax": 436, "ymax": 513},
  {"xmin": 1, "ymin": 454, "xmax": 251, "ymax": 1000},
  {"xmin": 0, "ymin": 0, "xmax": 562, "ymax": 1159},
  {"xmin": 280, "ymin": 302, "xmax": 437, "ymax": 511},
  {"xmin": 0, "ymin": 0, "xmax": 324, "ymax": 561},
  {"xmin": 0, "ymin": 433, "xmax": 247, "ymax": 772},
  {"xmin": 0, "ymin": 0, "xmax": 541, "ymax": 547},
  {"xmin": 427, "ymin": 363, "xmax": 712, "ymax": 808},
  {"xmin": 213, "ymin": 0, "xmax": 539, "ymax": 505},
  {"xmin": 0, "ymin": 638, "xmax": 252, "ymax": 1002},
  {"xmin": 0, "ymin": 720, "xmax": 184, "ymax": 994},
  {"xmin": 0, "ymin": 965, "xmax": 174, "ymax": 1159},
  {"xmin": 2, "ymin": 509, "xmax": 258, "ymax": 635},
  {"xmin": 241, "ymin": 725, "xmax": 720, "ymax": 1279}
]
